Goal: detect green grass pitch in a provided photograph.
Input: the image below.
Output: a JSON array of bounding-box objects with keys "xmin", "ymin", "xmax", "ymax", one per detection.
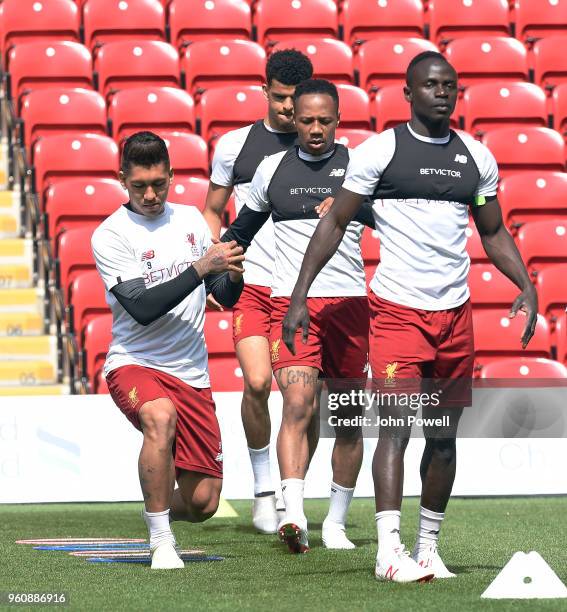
[{"xmin": 1, "ymin": 497, "xmax": 566, "ymax": 611}]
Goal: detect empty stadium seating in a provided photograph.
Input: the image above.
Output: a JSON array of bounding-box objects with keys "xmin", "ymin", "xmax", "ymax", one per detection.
[
  {"xmin": 6, "ymin": 41, "xmax": 93, "ymax": 104},
  {"xmin": 272, "ymin": 38, "xmax": 353, "ymax": 85},
  {"xmin": 168, "ymin": 177, "xmax": 209, "ymax": 210},
  {"xmin": 341, "ymin": 0, "xmax": 424, "ymax": 45},
  {"xmin": 182, "ymin": 39, "xmax": 266, "ymax": 96},
  {"xmin": 254, "ymin": 0, "xmax": 338, "ymax": 47},
  {"xmin": 168, "ymin": 0, "xmax": 252, "ymax": 49},
  {"xmin": 556, "ymin": 313, "xmax": 567, "ymax": 364},
  {"xmin": 465, "ymin": 220, "xmax": 489, "ymax": 264},
  {"xmin": 335, "ymin": 129, "xmax": 375, "ymax": 148},
  {"xmin": 0, "ymin": 0, "xmax": 80, "ymax": 57},
  {"xmin": 462, "ymin": 82, "xmax": 547, "ymax": 134},
  {"xmin": 199, "ymin": 85, "xmax": 266, "ymax": 143},
  {"xmin": 82, "ymin": 0, "xmax": 166, "ymax": 50},
  {"xmin": 481, "ymin": 127, "xmax": 565, "ymax": 177},
  {"xmin": 498, "ymin": 171, "xmax": 567, "ymax": 225},
  {"xmin": 81, "ymin": 313, "xmax": 112, "ymax": 393},
  {"xmin": 428, "ymin": 0, "xmax": 510, "ymax": 45},
  {"xmin": 43, "ymin": 178, "xmax": 125, "ymax": 243},
  {"xmin": 360, "ymin": 228, "xmax": 380, "ymax": 265},
  {"xmin": 94, "ymin": 40, "xmax": 180, "ymax": 100},
  {"xmin": 551, "ymin": 83, "xmax": 567, "ymax": 138},
  {"xmin": 356, "ymin": 38, "xmax": 438, "ymax": 92},
  {"xmin": 208, "ymin": 356, "xmax": 244, "ymax": 392},
  {"xmin": 517, "ymin": 219, "xmax": 567, "ymax": 275},
  {"xmin": 163, "ymin": 132, "xmax": 209, "ymax": 178},
  {"xmin": 480, "ymin": 357, "xmax": 567, "ymax": 378},
  {"xmin": 371, "ymin": 85, "xmax": 411, "ymax": 133},
  {"xmin": 204, "ymin": 311, "xmax": 234, "ymax": 355},
  {"xmin": 444, "ymin": 37, "xmax": 529, "ymax": 87},
  {"xmin": 68, "ymin": 269, "xmax": 108, "ymax": 338},
  {"xmin": 336, "ymin": 85, "xmax": 371, "ymax": 130},
  {"xmin": 536, "ymin": 264, "xmax": 567, "ymax": 329},
  {"xmin": 56, "ymin": 226, "xmax": 97, "ymax": 300},
  {"xmin": 468, "ymin": 263, "xmax": 519, "ymax": 308},
  {"xmin": 20, "ymin": 88, "xmax": 107, "ymax": 154},
  {"xmin": 514, "ymin": 0, "xmax": 567, "ymax": 41},
  {"xmin": 533, "ymin": 36, "xmax": 567, "ymax": 90},
  {"xmin": 108, "ymin": 86, "xmax": 195, "ymax": 142},
  {"xmin": 32, "ymin": 133, "xmax": 119, "ymax": 198}
]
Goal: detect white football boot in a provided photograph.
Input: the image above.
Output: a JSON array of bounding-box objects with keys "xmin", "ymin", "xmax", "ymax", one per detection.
[{"xmin": 375, "ymin": 545, "xmax": 435, "ymax": 583}]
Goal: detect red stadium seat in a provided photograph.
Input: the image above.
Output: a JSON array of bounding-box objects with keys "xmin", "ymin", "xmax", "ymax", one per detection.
[
  {"xmin": 182, "ymin": 39, "xmax": 265, "ymax": 96},
  {"xmin": 44, "ymin": 178, "xmax": 125, "ymax": 243},
  {"xmin": 108, "ymin": 87, "xmax": 195, "ymax": 143},
  {"xmin": 498, "ymin": 172, "xmax": 567, "ymax": 226},
  {"xmin": 169, "ymin": 0, "xmax": 251, "ymax": 49},
  {"xmin": 517, "ymin": 220, "xmax": 567, "ymax": 276},
  {"xmin": 473, "ymin": 309, "xmax": 551, "ymax": 364},
  {"xmin": 199, "ymin": 85, "xmax": 266, "ymax": 143},
  {"xmin": 0, "ymin": 0, "xmax": 80, "ymax": 56},
  {"xmin": 32, "ymin": 133, "xmax": 119, "ymax": 199},
  {"xmin": 356, "ymin": 38, "xmax": 438, "ymax": 92},
  {"xmin": 68, "ymin": 270, "xmax": 108, "ymax": 338},
  {"xmin": 254, "ymin": 0, "xmax": 338, "ymax": 47},
  {"xmin": 480, "ymin": 357, "xmax": 567, "ymax": 378},
  {"xmin": 168, "ymin": 177, "xmax": 209, "ymax": 210},
  {"xmin": 271, "ymin": 38, "xmax": 353, "ymax": 85},
  {"xmin": 364, "ymin": 263, "xmax": 377, "ymax": 286},
  {"xmin": 336, "ymin": 85, "xmax": 371, "ymax": 130},
  {"xmin": 465, "ymin": 220, "xmax": 489, "ymax": 264},
  {"xmin": 536, "ymin": 264, "xmax": 567, "ymax": 328},
  {"xmin": 341, "ymin": 0, "xmax": 424, "ymax": 45},
  {"xmin": 463, "ymin": 82, "xmax": 547, "ymax": 135},
  {"xmin": 56, "ymin": 226, "xmax": 97, "ymax": 299},
  {"xmin": 94, "ymin": 41, "xmax": 180, "ymax": 100},
  {"xmin": 481, "ymin": 127, "xmax": 565, "ymax": 177},
  {"xmin": 163, "ymin": 133, "xmax": 209, "ymax": 179},
  {"xmin": 515, "ymin": 0, "xmax": 567, "ymax": 41},
  {"xmin": 468, "ymin": 264, "xmax": 519, "ymax": 308},
  {"xmin": 428, "ymin": 0, "xmax": 510, "ymax": 46},
  {"xmin": 6, "ymin": 41, "xmax": 93, "ymax": 104},
  {"xmin": 551, "ymin": 83, "xmax": 567, "ymax": 140},
  {"xmin": 20, "ymin": 88, "xmax": 107, "ymax": 155},
  {"xmin": 444, "ymin": 37, "xmax": 528, "ymax": 87},
  {"xmin": 82, "ymin": 0, "xmax": 166, "ymax": 50},
  {"xmin": 208, "ymin": 356, "xmax": 244, "ymax": 391},
  {"xmin": 556, "ymin": 312, "xmax": 567, "ymax": 363},
  {"xmin": 533, "ymin": 37, "xmax": 567, "ymax": 90},
  {"xmin": 372, "ymin": 85, "xmax": 410, "ymax": 133},
  {"xmin": 335, "ymin": 129, "xmax": 375, "ymax": 148},
  {"xmin": 204, "ymin": 311, "xmax": 234, "ymax": 355},
  {"xmin": 360, "ymin": 227, "xmax": 380, "ymax": 264},
  {"xmin": 81, "ymin": 313, "xmax": 112, "ymax": 393}
]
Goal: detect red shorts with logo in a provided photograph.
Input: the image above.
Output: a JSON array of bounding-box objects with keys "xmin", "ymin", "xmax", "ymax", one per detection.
[
  {"xmin": 369, "ymin": 292, "xmax": 474, "ymax": 407},
  {"xmin": 106, "ymin": 365, "xmax": 223, "ymax": 479},
  {"xmin": 232, "ymin": 283, "xmax": 271, "ymax": 345},
  {"xmin": 270, "ymin": 296, "xmax": 369, "ymax": 378}
]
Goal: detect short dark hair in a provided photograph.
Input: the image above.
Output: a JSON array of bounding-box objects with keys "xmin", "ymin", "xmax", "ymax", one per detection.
[
  {"xmin": 293, "ymin": 78, "xmax": 339, "ymax": 111},
  {"xmin": 266, "ymin": 49, "xmax": 313, "ymax": 86},
  {"xmin": 121, "ymin": 131, "xmax": 170, "ymax": 174},
  {"xmin": 406, "ymin": 51, "xmax": 453, "ymax": 85}
]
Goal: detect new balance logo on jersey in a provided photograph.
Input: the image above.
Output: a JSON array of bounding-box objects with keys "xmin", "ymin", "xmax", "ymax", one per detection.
[
  {"xmin": 141, "ymin": 250, "xmax": 155, "ymax": 261},
  {"xmin": 454, "ymin": 154, "xmax": 468, "ymax": 164},
  {"xmin": 329, "ymin": 168, "xmax": 345, "ymax": 177}
]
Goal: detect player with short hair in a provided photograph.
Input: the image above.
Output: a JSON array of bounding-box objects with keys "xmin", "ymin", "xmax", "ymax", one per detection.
[
  {"xmin": 222, "ymin": 79, "xmax": 376, "ymax": 553},
  {"xmin": 203, "ymin": 49, "xmax": 316, "ymax": 534},
  {"xmin": 92, "ymin": 131, "xmax": 245, "ymax": 570},
  {"xmin": 283, "ymin": 53, "xmax": 538, "ymax": 580}
]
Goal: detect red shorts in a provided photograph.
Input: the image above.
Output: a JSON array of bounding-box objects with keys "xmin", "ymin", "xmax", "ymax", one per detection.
[
  {"xmin": 233, "ymin": 284, "xmax": 271, "ymax": 345},
  {"xmin": 369, "ymin": 292, "xmax": 474, "ymax": 406},
  {"xmin": 270, "ymin": 296, "xmax": 369, "ymax": 378},
  {"xmin": 106, "ymin": 365, "xmax": 223, "ymax": 479}
]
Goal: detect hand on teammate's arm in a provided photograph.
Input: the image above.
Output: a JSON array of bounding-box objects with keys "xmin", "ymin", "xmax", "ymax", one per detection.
[
  {"xmin": 192, "ymin": 240, "xmax": 244, "ymax": 278},
  {"xmin": 283, "ymin": 187, "xmax": 366, "ymax": 354},
  {"xmin": 471, "ymin": 197, "xmax": 538, "ymax": 348}
]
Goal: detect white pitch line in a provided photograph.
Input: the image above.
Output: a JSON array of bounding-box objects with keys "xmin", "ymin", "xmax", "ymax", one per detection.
[
  {"xmin": 70, "ymin": 549, "xmax": 204, "ymax": 557},
  {"xmin": 17, "ymin": 538, "xmax": 146, "ymax": 544}
]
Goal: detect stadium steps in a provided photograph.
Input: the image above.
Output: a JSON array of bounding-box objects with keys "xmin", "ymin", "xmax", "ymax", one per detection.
[{"xmin": 0, "ymin": 190, "xmax": 21, "ymax": 238}]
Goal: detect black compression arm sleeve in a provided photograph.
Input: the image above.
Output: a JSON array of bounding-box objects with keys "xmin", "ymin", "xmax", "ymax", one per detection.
[
  {"xmin": 353, "ymin": 199, "xmax": 376, "ymax": 229},
  {"xmin": 221, "ymin": 205, "xmax": 270, "ymax": 249},
  {"xmin": 111, "ymin": 265, "xmax": 202, "ymax": 326},
  {"xmin": 204, "ymin": 272, "xmax": 244, "ymax": 308}
]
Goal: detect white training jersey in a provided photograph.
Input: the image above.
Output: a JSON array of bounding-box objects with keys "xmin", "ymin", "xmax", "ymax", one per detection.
[
  {"xmin": 247, "ymin": 144, "xmax": 366, "ymax": 298},
  {"xmin": 210, "ymin": 120, "xmax": 298, "ymax": 287},
  {"xmin": 343, "ymin": 123, "xmax": 499, "ymax": 310},
  {"xmin": 92, "ymin": 203, "xmax": 212, "ymax": 387}
]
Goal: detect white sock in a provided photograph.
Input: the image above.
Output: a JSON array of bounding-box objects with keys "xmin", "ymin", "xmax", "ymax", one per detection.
[
  {"xmin": 324, "ymin": 482, "xmax": 354, "ymax": 528},
  {"xmin": 415, "ymin": 506, "xmax": 444, "ymax": 551},
  {"xmin": 143, "ymin": 508, "xmax": 174, "ymax": 549},
  {"xmin": 249, "ymin": 445, "xmax": 274, "ymax": 496},
  {"xmin": 376, "ymin": 510, "xmax": 401, "ymax": 557},
  {"xmin": 281, "ymin": 478, "xmax": 306, "ymax": 527}
]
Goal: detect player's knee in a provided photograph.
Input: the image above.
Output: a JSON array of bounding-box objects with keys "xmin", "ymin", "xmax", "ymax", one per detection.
[
  {"xmin": 282, "ymin": 396, "xmax": 315, "ymax": 426},
  {"xmin": 190, "ymin": 486, "xmax": 221, "ymax": 522},
  {"xmin": 243, "ymin": 373, "xmax": 271, "ymax": 401},
  {"xmin": 428, "ymin": 437, "xmax": 456, "ymax": 463},
  {"xmin": 140, "ymin": 399, "xmax": 177, "ymax": 443}
]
